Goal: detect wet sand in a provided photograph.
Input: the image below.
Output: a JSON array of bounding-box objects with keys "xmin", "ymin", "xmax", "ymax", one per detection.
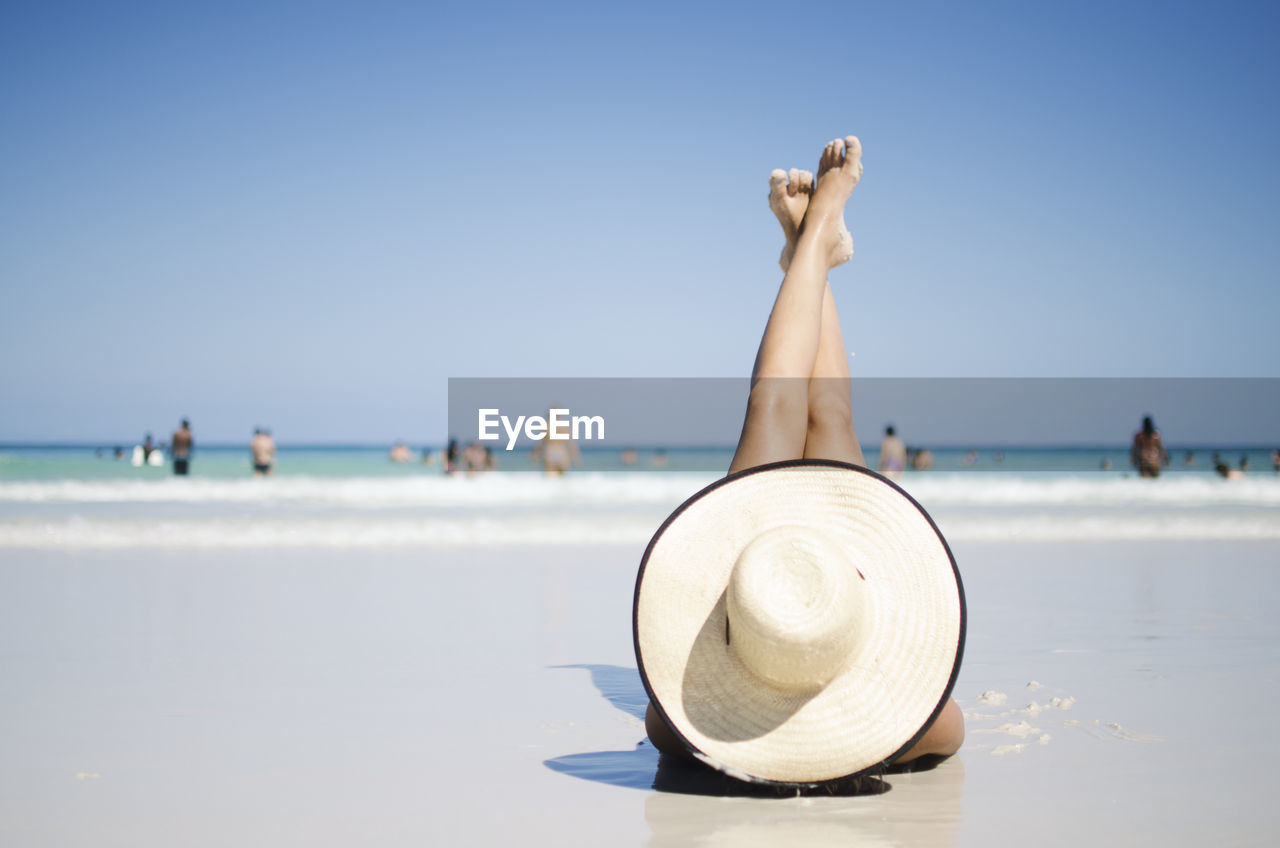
[{"xmin": 2, "ymin": 539, "xmax": 1278, "ymax": 846}]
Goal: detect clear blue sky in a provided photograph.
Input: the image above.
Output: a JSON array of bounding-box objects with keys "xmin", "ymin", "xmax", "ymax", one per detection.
[{"xmin": 2, "ymin": 1, "xmax": 1277, "ymax": 443}]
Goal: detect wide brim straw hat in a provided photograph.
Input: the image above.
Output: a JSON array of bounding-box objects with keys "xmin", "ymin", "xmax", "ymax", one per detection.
[{"xmin": 634, "ymin": 459, "xmax": 965, "ymax": 786}]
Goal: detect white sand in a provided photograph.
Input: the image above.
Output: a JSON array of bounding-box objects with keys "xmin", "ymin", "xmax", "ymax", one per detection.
[{"xmin": 2, "ymin": 539, "xmax": 1278, "ymax": 846}]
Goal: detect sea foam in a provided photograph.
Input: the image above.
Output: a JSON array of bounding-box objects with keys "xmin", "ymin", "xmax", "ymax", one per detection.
[
  {"xmin": 1, "ymin": 471, "xmax": 1277, "ymax": 548},
  {"xmin": 1, "ymin": 472, "xmax": 1277, "ymax": 508}
]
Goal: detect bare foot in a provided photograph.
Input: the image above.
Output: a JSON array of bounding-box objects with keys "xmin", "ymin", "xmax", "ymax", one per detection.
[
  {"xmin": 796, "ymin": 136, "xmax": 862, "ymax": 269},
  {"xmin": 770, "ymin": 166, "xmax": 853, "ymax": 272},
  {"xmin": 768, "ymin": 168, "xmax": 810, "ymax": 270}
]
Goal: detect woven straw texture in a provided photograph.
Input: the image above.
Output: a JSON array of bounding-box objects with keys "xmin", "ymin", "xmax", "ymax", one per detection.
[{"xmin": 635, "ymin": 464, "xmax": 962, "ymax": 783}]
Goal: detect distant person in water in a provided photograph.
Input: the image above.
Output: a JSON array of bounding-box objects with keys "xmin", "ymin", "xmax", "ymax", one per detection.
[
  {"xmin": 1272, "ymin": 449, "xmax": 1279, "ymax": 473},
  {"xmin": 528, "ymin": 406, "xmax": 582, "ymax": 476},
  {"xmin": 531, "ymin": 431, "xmax": 581, "ymax": 476},
  {"xmin": 142, "ymin": 433, "xmax": 155, "ymax": 462},
  {"xmin": 1239, "ymin": 455, "xmax": 1250, "ymax": 473},
  {"xmin": 462, "ymin": 441, "xmax": 488, "ymax": 474},
  {"xmin": 251, "ymin": 428, "xmax": 276, "ymax": 477},
  {"xmin": 910, "ymin": 447, "xmax": 934, "ymax": 471},
  {"xmin": 171, "ymin": 419, "xmax": 193, "ymax": 476},
  {"xmin": 878, "ymin": 425, "xmax": 906, "ymax": 480},
  {"xmin": 444, "ymin": 439, "xmax": 459, "ymax": 474},
  {"xmin": 1212, "ymin": 452, "xmax": 1241, "ymax": 480},
  {"xmin": 1130, "ymin": 416, "xmax": 1166, "ymax": 479},
  {"xmin": 389, "ymin": 441, "xmax": 413, "ymax": 463},
  {"xmin": 113, "ymin": 446, "xmax": 124, "ymax": 460},
  {"xmin": 1184, "ymin": 450, "xmax": 1195, "ymax": 466}
]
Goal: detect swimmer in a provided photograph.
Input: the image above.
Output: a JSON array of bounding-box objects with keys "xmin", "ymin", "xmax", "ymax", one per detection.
[
  {"xmin": 531, "ymin": 431, "xmax": 580, "ymax": 475},
  {"xmin": 1130, "ymin": 416, "xmax": 1167, "ymax": 478},
  {"xmin": 878, "ymin": 425, "xmax": 907, "ymax": 480},
  {"xmin": 171, "ymin": 420, "xmax": 193, "ymax": 476},
  {"xmin": 251, "ymin": 428, "xmax": 276, "ymax": 476}
]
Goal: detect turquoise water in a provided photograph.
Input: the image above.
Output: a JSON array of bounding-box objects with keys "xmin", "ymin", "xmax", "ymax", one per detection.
[
  {"xmin": 2, "ymin": 444, "xmax": 1274, "ymax": 480},
  {"xmin": 1, "ymin": 445, "xmax": 448, "ymax": 481},
  {"xmin": 1, "ymin": 444, "xmax": 1276, "ymax": 548}
]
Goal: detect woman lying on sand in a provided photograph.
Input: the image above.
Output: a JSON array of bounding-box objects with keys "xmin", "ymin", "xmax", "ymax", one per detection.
[{"xmin": 642, "ymin": 136, "xmax": 964, "ymax": 769}]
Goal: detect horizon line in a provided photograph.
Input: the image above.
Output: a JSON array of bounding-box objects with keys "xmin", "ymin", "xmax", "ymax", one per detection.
[{"xmin": 2, "ymin": 441, "xmax": 1275, "ymax": 452}]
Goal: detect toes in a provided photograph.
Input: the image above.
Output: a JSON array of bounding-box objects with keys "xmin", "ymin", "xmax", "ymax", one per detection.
[
  {"xmin": 787, "ymin": 168, "xmax": 800, "ymax": 196},
  {"xmin": 769, "ymin": 169, "xmax": 788, "ymax": 197},
  {"xmin": 843, "ymin": 135, "xmax": 862, "ymax": 169},
  {"xmin": 798, "ymin": 170, "xmax": 813, "ymax": 193}
]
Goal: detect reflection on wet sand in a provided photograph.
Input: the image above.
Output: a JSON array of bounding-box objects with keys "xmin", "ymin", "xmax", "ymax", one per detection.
[{"xmin": 644, "ymin": 758, "xmax": 964, "ymax": 848}]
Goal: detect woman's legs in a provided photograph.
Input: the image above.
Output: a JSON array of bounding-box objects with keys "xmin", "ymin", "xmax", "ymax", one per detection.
[
  {"xmin": 765, "ymin": 166, "xmax": 865, "ymax": 467},
  {"xmin": 803, "ymin": 285, "xmax": 864, "ymax": 465},
  {"xmin": 728, "ymin": 137, "xmax": 863, "ymax": 475}
]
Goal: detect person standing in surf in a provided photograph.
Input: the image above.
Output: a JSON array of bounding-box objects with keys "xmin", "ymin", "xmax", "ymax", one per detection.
[
  {"xmin": 171, "ymin": 419, "xmax": 194, "ymax": 476},
  {"xmin": 1130, "ymin": 416, "xmax": 1167, "ymax": 479}
]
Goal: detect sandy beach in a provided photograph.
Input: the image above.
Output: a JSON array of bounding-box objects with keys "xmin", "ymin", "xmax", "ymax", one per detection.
[
  {"xmin": 5, "ymin": 0, "xmax": 1278, "ymax": 843},
  {"xmin": 2, "ymin": 537, "xmax": 1277, "ymax": 846}
]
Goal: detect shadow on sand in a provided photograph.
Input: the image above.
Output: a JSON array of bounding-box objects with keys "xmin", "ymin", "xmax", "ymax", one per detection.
[{"xmin": 542, "ymin": 664, "xmax": 948, "ymax": 797}]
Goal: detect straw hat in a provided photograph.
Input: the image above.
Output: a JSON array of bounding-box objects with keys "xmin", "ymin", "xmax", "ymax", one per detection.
[{"xmin": 633, "ymin": 459, "xmax": 965, "ymax": 786}]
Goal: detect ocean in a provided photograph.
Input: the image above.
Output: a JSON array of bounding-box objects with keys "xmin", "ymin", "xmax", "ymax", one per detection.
[{"xmin": 1, "ymin": 445, "xmax": 1276, "ymax": 548}]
